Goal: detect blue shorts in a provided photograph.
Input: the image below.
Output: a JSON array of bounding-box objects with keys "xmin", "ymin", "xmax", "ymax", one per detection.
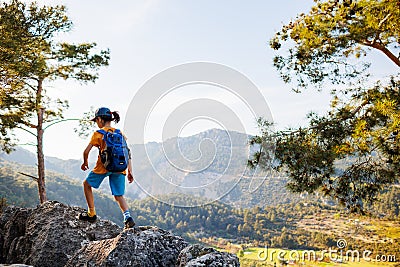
[{"xmin": 85, "ymin": 171, "xmax": 126, "ymax": 196}]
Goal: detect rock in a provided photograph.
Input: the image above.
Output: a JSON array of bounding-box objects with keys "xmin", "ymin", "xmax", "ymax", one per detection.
[
  {"xmin": 66, "ymin": 226, "xmax": 189, "ymax": 267},
  {"xmin": 0, "ymin": 265, "xmax": 33, "ymax": 267},
  {"xmin": 0, "ymin": 201, "xmax": 120, "ymax": 267},
  {"xmin": 0, "ymin": 201, "xmax": 239, "ymax": 267},
  {"xmin": 0, "ymin": 206, "xmax": 31, "ymax": 264},
  {"xmin": 177, "ymin": 244, "xmax": 214, "ymax": 266},
  {"xmin": 177, "ymin": 244, "xmax": 240, "ymax": 267}
]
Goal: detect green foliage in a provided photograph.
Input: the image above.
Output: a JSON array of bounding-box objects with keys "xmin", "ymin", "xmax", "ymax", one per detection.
[
  {"xmin": 128, "ymin": 193, "xmax": 243, "ymax": 240},
  {"xmin": 74, "ymin": 106, "xmax": 98, "ymax": 138},
  {"xmin": 251, "ymin": 0, "xmax": 400, "ymax": 213},
  {"xmin": 125, "ymin": 192, "xmax": 343, "ymax": 249},
  {"xmin": 251, "ymin": 77, "xmax": 400, "ymax": 212},
  {"xmin": 0, "ymin": 0, "xmax": 109, "ymax": 147},
  {"xmin": 371, "ymin": 186, "xmax": 400, "ymax": 219},
  {"xmin": 0, "ymin": 0, "xmax": 109, "ymax": 202},
  {"xmin": 271, "ymin": 0, "xmax": 400, "ymax": 90}
]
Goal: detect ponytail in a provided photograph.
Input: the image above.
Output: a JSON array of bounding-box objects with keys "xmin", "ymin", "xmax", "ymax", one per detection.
[
  {"xmin": 111, "ymin": 111, "xmax": 120, "ymax": 123},
  {"xmin": 99, "ymin": 110, "xmax": 120, "ymax": 123}
]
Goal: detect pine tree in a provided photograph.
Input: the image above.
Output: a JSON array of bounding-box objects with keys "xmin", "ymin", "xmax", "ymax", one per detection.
[
  {"xmin": 0, "ymin": 0, "xmax": 109, "ymax": 203},
  {"xmin": 250, "ymin": 0, "xmax": 400, "ymax": 213}
]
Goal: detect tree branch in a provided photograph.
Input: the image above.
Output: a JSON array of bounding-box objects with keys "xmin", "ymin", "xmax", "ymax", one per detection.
[
  {"xmin": 362, "ymin": 41, "xmax": 400, "ymax": 67},
  {"xmin": 18, "ymin": 172, "xmax": 38, "ymax": 181},
  {"xmin": 276, "ymin": 99, "xmax": 369, "ymax": 137},
  {"xmin": 43, "ymin": 118, "xmax": 81, "ymax": 130},
  {"xmin": 20, "ymin": 78, "xmax": 39, "ymax": 91},
  {"xmin": 16, "ymin": 126, "xmax": 37, "ymax": 137},
  {"xmin": 378, "ymin": 13, "xmax": 391, "ymax": 29}
]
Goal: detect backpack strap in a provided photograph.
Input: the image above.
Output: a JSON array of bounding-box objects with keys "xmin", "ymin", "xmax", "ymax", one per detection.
[
  {"xmin": 97, "ymin": 129, "xmax": 107, "ymax": 135},
  {"xmin": 97, "ymin": 129, "xmax": 120, "ymax": 135},
  {"xmin": 96, "ymin": 130, "xmax": 107, "ymax": 153}
]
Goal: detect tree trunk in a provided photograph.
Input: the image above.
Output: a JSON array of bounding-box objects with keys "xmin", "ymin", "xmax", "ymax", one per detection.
[{"xmin": 36, "ymin": 80, "xmax": 47, "ymax": 204}]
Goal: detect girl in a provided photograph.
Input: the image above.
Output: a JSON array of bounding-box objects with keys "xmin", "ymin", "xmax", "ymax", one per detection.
[{"xmin": 79, "ymin": 107, "xmax": 135, "ymax": 229}]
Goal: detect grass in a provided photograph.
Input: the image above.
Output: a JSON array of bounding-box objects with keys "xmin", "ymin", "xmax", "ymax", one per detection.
[{"xmin": 368, "ymin": 220, "xmax": 400, "ymax": 239}]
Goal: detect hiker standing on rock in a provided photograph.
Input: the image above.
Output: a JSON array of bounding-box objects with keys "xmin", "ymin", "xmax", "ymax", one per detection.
[{"xmin": 79, "ymin": 107, "xmax": 135, "ymax": 229}]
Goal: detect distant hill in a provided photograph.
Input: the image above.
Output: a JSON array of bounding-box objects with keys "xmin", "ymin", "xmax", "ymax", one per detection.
[
  {"xmin": 1, "ymin": 129, "xmax": 313, "ymax": 208},
  {"xmin": 1, "ymin": 129, "xmax": 398, "ymax": 262},
  {"xmin": 128, "ymin": 128, "xmax": 314, "ymax": 207},
  {"xmin": 0, "ymin": 147, "xmax": 85, "ymax": 181}
]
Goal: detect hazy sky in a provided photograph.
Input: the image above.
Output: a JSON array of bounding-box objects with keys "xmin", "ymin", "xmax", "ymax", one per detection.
[{"xmin": 15, "ymin": 0, "xmax": 396, "ymax": 160}]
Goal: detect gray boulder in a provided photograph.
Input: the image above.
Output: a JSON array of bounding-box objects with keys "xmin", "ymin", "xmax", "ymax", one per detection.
[
  {"xmin": 0, "ymin": 201, "xmax": 120, "ymax": 267},
  {"xmin": 0, "ymin": 201, "xmax": 239, "ymax": 267},
  {"xmin": 177, "ymin": 244, "xmax": 240, "ymax": 267},
  {"xmin": 0, "ymin": 265, "xmax": 33, "ymax": 267},
  {"xmin": 66, "ymin": 226, "xmax": 189, "ymax": 266}
]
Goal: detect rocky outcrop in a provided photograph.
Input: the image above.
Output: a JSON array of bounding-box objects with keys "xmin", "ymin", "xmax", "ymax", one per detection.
[
  {"xmin": 178, "ymin": 244, "xmax": 239, "ymax": 267},
  {"xmin": 0, "ymin": 201, "xmax": 239, "ymax": 267},
  {"xmin": 0, "ymin": 201, "xmax": 120, "ymax": 267},
  {"xmin": 66, "ymin": 226, "xmax": 188, "ymax": 266},
  {"xmin": 0, "ymin": 265, "xmax": 33, "ymax": 267}
]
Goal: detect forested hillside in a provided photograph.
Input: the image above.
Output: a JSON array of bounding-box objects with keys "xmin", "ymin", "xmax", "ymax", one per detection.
[
  {"xmin": 0, "ymin": 158, "xmax": 122, "ymax": 224},
  {"xmin": 0, "ymin": 147, "xmax": 86, "ymax": 181},
  {"xmin": 1, "ymin": 129, "xmax": 318, "ymax": 208},
  {"xmin": 1, "ymin": 156, "xmax": 399, "ymax": 260}
]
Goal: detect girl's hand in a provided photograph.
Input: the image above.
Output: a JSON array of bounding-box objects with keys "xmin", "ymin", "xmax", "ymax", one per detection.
[
  {"xmin": 81, "ymin": 144, "xmax": 93, "ymax": 171},
  {"xmin": 127, "ymin": 171, "xmax": 134, "ymax": 183},
  {"xmin": 81, "ymin": 162, "xmax": 89, "ymax": 171}
]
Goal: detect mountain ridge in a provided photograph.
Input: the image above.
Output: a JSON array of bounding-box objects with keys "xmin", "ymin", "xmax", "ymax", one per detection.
[{"xmin": 1, "ymin": 128, "xmax": 303, "ymax": 208}]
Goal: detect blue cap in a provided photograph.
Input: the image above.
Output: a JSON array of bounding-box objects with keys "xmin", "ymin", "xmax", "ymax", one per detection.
[{"xmin": 91, "ymin": 107, "xmax": 112, "ymax": 121}]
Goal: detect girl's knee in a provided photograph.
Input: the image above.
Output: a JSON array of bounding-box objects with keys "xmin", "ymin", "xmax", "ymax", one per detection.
[
  {"xmin": 114, "ymin": 195, "xmax": 122, "ymax": 201},
  {"xmin": 83, "ymin": 180, "xmax": 91, "ymax": 188}
]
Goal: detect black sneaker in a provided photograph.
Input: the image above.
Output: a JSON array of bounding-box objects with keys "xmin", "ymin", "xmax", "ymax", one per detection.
[
  {"xmin": 124, "ymin": 217, "xmax": 135, "ymax": 229},
  {"xmin": 78, "ymin": 212, "xmax": 97, "ymax": 223}
]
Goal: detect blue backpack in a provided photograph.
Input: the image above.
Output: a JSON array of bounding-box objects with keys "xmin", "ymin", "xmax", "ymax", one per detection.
[{"xmin": 97, "ymin": 129, "xmax": 129, "ymax": 172}]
